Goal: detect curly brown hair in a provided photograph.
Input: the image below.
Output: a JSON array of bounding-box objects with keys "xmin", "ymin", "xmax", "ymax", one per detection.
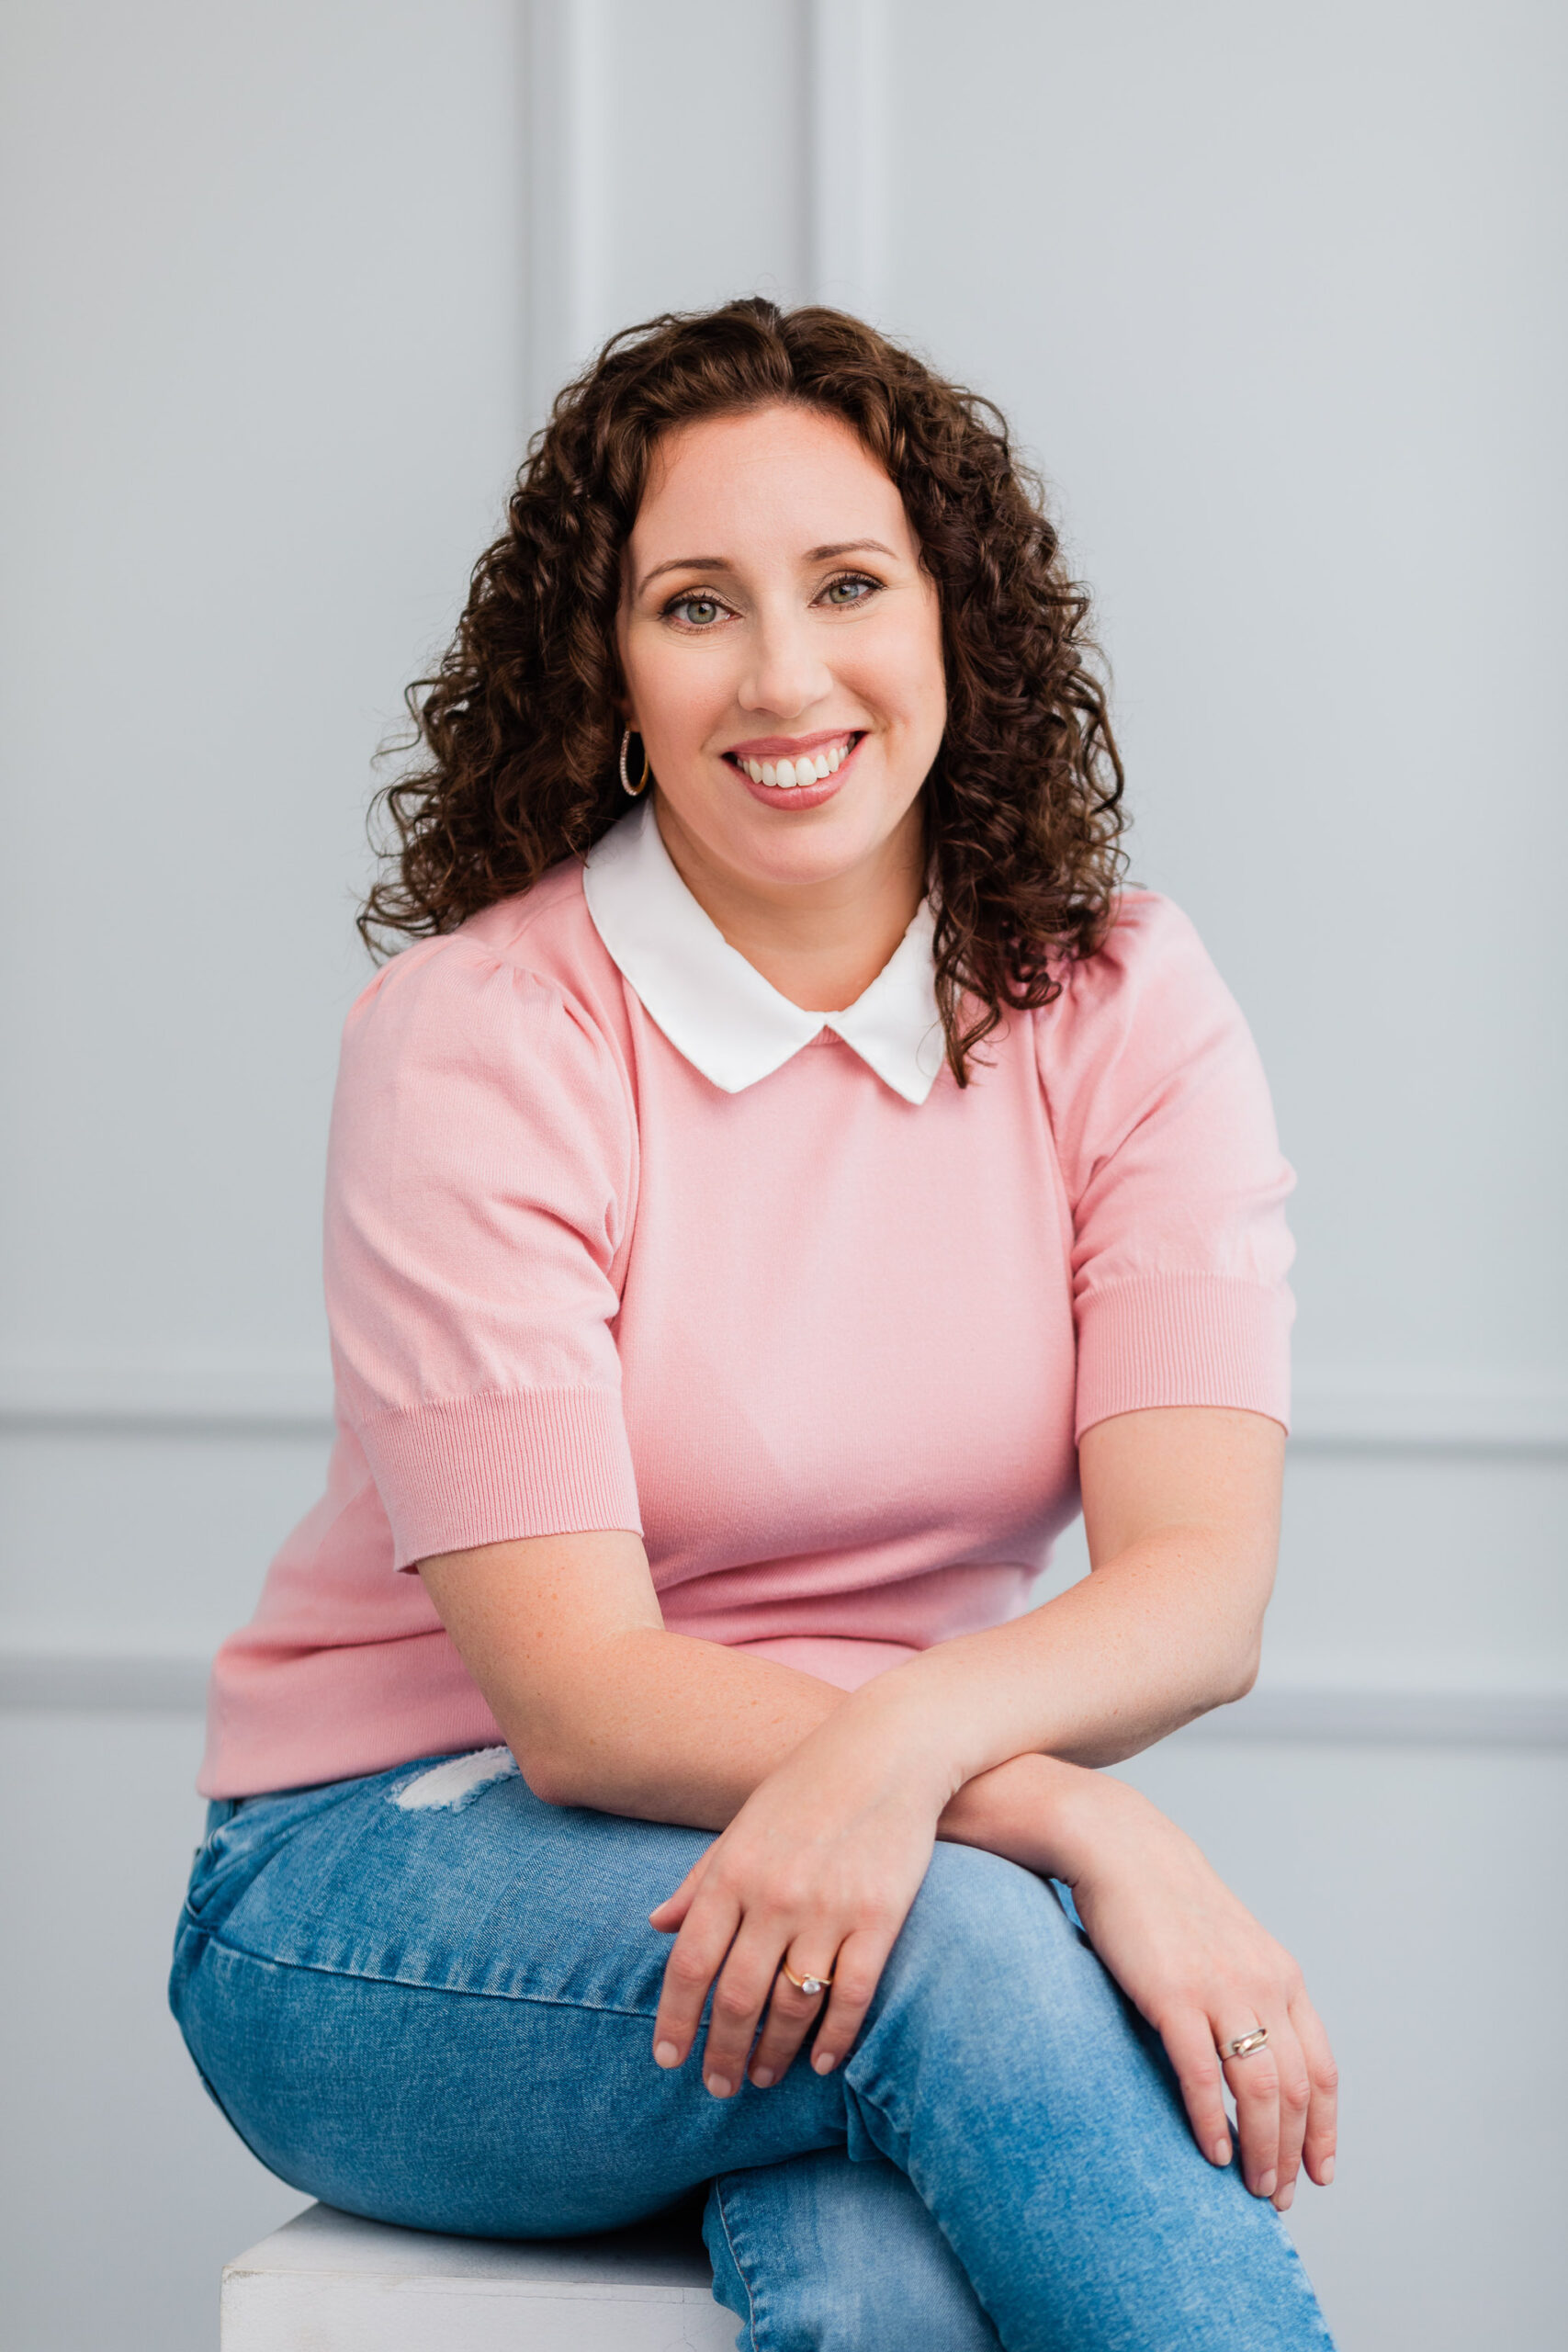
[{"xmin": 362, "ymin": 297, "xmax": 1126, "ymax": 1083}]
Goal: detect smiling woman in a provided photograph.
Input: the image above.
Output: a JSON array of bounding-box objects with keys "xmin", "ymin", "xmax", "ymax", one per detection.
[
  {"xmin": 172, "ymin": 300, "xmax": 1337, "ymax": 2352},
  {"xmin": 359, "ymin": 300, "xmax": 1124, "ymax": 1080}
]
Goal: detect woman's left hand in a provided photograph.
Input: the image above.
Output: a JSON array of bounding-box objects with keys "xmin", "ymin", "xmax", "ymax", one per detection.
[
  {"xmin": 646, "ymin": 1694, "xmax": 955, "ymax": 2101},
  {"xmin": 1056, "ymin": 1771, "xmax": 1338, "ymax": 2212}
]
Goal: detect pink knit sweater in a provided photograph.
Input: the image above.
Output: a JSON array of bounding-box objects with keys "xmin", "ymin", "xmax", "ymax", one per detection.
[{"xmin": 199, "ymin": 808, "xmax": 1293, "ymax": 1796}]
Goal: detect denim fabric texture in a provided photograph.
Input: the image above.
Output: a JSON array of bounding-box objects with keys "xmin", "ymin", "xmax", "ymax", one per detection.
[{"xmin": 171, "ymin": 1754, "xmax": 1336, "ymax": 2351}]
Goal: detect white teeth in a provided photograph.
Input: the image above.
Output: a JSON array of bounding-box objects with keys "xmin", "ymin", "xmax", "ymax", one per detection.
[{"xmin": 739, "ymin": 740, "xmax": 855, "ymax": 787}]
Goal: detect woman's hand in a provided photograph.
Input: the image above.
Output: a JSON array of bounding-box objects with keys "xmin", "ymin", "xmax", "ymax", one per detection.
[
  {"xmin": 1060, "ymin": 1774, "xmax": 1338, "ymax": 2212},
  {"xmin": 648, "ymin": 1695, "xmax": 954, "ymax": 2099}
]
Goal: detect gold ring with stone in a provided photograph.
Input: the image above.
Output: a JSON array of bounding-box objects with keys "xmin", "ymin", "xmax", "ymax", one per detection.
[{"xmin": 780, "ymin": 1962, "xmax": 834, "ymax": 1998}]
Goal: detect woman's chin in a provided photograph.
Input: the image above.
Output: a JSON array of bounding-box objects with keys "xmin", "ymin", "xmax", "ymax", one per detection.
[{"xmin": 659, "ymin": 775, "xmax": 919, "ymax": 897}]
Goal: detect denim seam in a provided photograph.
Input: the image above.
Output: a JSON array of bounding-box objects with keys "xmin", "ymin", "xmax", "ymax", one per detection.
[
  {"xmin": 172, "ymin": 1984, "xmax": 294, "ymax": 2188},
  {"xmin": 1267, "ymin": 2218, "xmax": 1340, "ymax": 2350},
  {"xmin": 710, "ymin": 2177, "xmax": 762, "ymax": 2352},
  {"xmin": 840, "ymin": 2060, "xmax": 910, "ymax": 2177},
  {"xmin": 837, "ymin": 2062, "xmax": 979, "ymax": 2309},
  {"xmin": 202, "ymin": 1934, "xmax": 660, "ymax": 2023}
]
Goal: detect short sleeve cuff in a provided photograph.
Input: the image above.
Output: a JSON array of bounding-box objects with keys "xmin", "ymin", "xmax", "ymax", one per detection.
[
  {"xmin": 356, "ymin": 1385, "xmax": 644, "ymax": 1570},
  {"xmin": 1074, "ymin": 1273, "xmax": 1292, "ymax": 1442}
]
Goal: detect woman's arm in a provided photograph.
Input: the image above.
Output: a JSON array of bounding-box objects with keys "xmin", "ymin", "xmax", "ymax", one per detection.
[
  {"xmin": 869, "ymin": 1400, "xmax": 1285, "ymax": 1781},
  {"xmin": 420, "ymin": 1525, "xmax": 840, "ymax": 1823},
  {"xmin": 420, "ymin": 1403, "xmax": 1282, "ymax": 1827}
]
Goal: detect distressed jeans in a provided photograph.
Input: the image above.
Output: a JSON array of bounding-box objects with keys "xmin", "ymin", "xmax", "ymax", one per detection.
[{"xmin": 170, "ymin": 1748, "xmax": 1336, "ymax": 2351}]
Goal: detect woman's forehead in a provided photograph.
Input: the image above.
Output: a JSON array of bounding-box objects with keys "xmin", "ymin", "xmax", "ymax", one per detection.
[{"xmin": 632, "ymin": 405, "xmax": 909, "ymax": 563}]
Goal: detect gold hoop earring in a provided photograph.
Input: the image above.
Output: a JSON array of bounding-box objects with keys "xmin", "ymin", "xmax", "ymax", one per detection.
[{"xmin": 618, "ymin": 727, "xmax": 651, "ymax": 798}]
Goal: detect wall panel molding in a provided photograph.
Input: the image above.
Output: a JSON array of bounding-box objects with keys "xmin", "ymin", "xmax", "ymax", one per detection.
[
  {"xmin": 3, "ymin": 1354, "xmax": 1563, "ymax": 1451},
  {"xmin": 524, "ymin": 0, "xmax": 891, "ymax": 412},
  {"xmin": 1, "ymin": 1649, "xmax": 216, "ymax": 1714},
  {"xmin": 1179, "ymin": 1684, "xmax": 1568, "ymax": 1747},
  {"xmin": 0, "ymin": 1356, "xmax": 336, "ymax": 1435},
  {"xmin": 523, "ymin": 0, "xmax": 608, "ymax": 425},
  {"xmin": 2, "ymin": 1643, "xmax": 1562, "ymax": 1743},
  {"xmin": 805, "ymin": 0, "xmax": 888, "ymax": 314},
  {"xmin": 1288, "ymin": 1369, "xmax": 1568, "ymax": 1453}
]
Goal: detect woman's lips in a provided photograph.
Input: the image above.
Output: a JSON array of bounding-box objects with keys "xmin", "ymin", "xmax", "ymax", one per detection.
[{"xmin": 725, "ymin": 731, "xmax": 863, "ymax": 808}]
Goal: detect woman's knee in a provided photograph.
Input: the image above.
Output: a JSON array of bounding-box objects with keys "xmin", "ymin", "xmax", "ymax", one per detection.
[{"xmin": 860, "ymin": 1838, "xmax": 1138, "ymax": 2097}]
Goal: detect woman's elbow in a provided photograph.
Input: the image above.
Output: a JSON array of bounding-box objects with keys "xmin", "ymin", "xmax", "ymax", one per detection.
[
  {"xmin": 511, "ymin": 1736, "xmax": 592, "ymax": 1811},
  {"xmin": 1217, "ymin": 1632, "xmax": 1263, "ymax": 1707},
  {"xmin": 520, "ymin": 1760, "xmax": 574, "ymax": 1809}
]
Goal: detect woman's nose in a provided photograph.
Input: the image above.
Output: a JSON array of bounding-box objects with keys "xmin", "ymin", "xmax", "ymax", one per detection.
[{"xmin": 737, "ymin": 612, "xmax": 834, "ymax": 720}]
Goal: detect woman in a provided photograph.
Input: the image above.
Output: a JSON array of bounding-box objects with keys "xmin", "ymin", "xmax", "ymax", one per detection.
[{"xmin": 174, "ymin": 299, "xmax": 1338, "ymax": 2350}]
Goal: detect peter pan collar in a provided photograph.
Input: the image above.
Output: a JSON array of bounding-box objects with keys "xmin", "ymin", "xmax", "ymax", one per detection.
[{"xmin": 581, "ymin": 797, "xmax": 945, "ymax": 1106}]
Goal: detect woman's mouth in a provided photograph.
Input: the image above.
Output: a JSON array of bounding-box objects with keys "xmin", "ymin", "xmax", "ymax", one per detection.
[{"xmin": 723, "ymin": 731, "xmax": 863, "ymax": 806}]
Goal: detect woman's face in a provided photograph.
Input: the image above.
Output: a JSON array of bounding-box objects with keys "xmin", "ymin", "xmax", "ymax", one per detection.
[{"xmin": 616, "ymin": 403, "xmax": 946, "ymax": 899}]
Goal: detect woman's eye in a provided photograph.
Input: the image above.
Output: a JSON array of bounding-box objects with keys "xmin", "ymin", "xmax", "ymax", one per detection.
[
  {"xmin": 822, "ymin": 575, "xmax": 876, "ymax": 607},
  {"xmin": 670, "ymin": 594, "xmax": 725, "ymax": 628}
]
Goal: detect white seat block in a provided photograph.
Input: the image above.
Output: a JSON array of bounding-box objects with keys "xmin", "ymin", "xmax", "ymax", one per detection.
[{"xmin": 222, "ymin": 2201, "xmax": 737, "ymax": 2351}]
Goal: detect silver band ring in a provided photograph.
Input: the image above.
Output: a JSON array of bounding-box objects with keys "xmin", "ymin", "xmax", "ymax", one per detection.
[
  {"xmin": 780, "ymin": 1962, "xmax": 834, "ymax": 1998},
  {"xmin": 1221, "ymin": 2026, "xmax": 1270, "ymax": 2062}
]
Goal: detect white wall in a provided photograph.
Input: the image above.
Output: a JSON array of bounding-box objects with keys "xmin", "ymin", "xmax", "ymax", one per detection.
[{"xmin": 2, "ymin": 3, "xmax": 1564, "ymax": 2346}]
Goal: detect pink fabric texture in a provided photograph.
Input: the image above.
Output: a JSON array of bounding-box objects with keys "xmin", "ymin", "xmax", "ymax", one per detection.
[{"xmin": 199, "ymin": 864, "xmax": 1294, "ymax": 1796}]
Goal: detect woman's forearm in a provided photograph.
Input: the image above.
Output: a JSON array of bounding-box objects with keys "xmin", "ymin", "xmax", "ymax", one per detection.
[
  {"xmin": 423, "ymin": 1536, "xmax": 845, "ymax": 1825},
  {"xmin": 421, "ymin": 1545, "xmax": 1098, "ymax": 1871},
  {"xmin": 525, "ymin": 1582, "xmax": 1233, "ymax": 1832},
  {"xmin": 498, "ymin": 1622, "xmax": 842, "ymax": 1823},
  {"xmin": 938, "ymin": 1747, "xmax": 1110, "ymax": 1877},
  {"xmin": 519, "ymin": 1624, "xmax": 1102, "ymax": 1879},
  {"xmin": 855, "ymin": 1527, "xmax": 1266, "ymax": 1795}
]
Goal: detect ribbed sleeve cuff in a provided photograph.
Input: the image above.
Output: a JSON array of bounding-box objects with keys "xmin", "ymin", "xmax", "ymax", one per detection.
[
  {"xmin": 1074, "ymin": 1274, "xmax": 1292, "ymax": 1441},
  {"xmin": 356, "ymin": 1385, "xmax": 643, "ymax": 1570}
]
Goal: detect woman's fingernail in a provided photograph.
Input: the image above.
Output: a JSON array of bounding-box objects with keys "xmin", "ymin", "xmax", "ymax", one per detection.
[
  {"xmin": 1320, "ymin": 2157, "xmax": 1335, "ymax": 2185},
  {"xmin": 812, "ymin": 2050, "xmax": 837, "ymax": 2075},
  {"xmin": 750, "ymin": 2067, "xmax": 773, "ymax": 2089},
  {"xmin": 705, "ymin": 2073, "xmax": 733, "ymax": 2099},
  {"xmin": 1276, "ymin": 2180, "xmax": 1295, "ymax": 2211},
  {"xmin": 1258, "ymin": 2171, "xmax": 1277, "ymax": 2199},
  {"xmin": 653, "ymin": 2040, "xmax": 680, "ymax": 2068},
  {"xmin": 1211, "ymin": 2138, "xmax": 1231, "ymax": 2167}
]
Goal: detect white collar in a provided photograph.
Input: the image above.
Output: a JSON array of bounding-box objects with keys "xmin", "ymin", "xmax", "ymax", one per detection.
[{"xmin": 581, "ymin": 798, "xmax": 945, "ymax": 1105}]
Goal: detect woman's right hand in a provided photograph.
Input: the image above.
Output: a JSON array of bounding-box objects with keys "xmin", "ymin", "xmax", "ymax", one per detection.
[
  {"xmin": 647, "ymin": 1692, "xmax": 955, "ymax": 2099},
  {"xmin": 1047, "ymin": 1767, "xmax": 1339, "ymax": 2212}
]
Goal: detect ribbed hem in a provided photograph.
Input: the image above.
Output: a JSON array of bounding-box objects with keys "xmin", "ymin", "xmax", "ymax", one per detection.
[
  {"xmin": 1075, "ymin": 1273, "xmax": 1292, "ymax": 1440},
  {"xmin": 356, "ymin": 1385, "xmax": 643, "ymax": 1570}
]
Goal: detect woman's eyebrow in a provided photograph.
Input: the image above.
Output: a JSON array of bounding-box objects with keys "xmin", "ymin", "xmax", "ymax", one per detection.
[
  {"xmin": 637, "ymin": 554, "xmax": 728, "ymax": 594},
  {"xmin": 635, "ymin": 539, "xmax": 899, "ymax": 597},
  {"xmin": 805, "ymin": 539, "xmax": 898, "ymax": 564}
]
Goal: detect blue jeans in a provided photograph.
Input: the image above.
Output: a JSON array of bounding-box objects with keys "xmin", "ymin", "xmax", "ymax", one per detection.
[{"xmin": 170, "ymin": 1750, "xmax": 1335, "ymax": 2351}]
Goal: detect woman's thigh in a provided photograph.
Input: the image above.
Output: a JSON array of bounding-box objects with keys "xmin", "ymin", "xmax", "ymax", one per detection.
[{"xmin": 172, "ymin": 1750, "xmax": 861, "ymax": 2235}]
